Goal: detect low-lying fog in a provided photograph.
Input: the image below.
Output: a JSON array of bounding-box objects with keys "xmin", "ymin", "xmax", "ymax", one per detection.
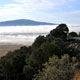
[{"xmin": 0, "ymin": 25, "xmax": 79, "ymax": 45}]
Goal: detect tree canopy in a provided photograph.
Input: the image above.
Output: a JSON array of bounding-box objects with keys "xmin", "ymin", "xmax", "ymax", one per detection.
[
  {"xmin": 33, "ymin": 54, "xmax": 76, "ymax": 80},
  {"xmin": 69, "ymin": 32, "xmax": 78, "ymax": 37},
  {"xmin": 0, "ymin": 24, "xmax": 79, "ymax": 80}
]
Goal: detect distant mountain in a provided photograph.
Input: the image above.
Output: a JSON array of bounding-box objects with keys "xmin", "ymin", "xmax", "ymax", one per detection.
[{"xmin": 0, "ymin": 19, "xmax": 56, "ymax": 26}]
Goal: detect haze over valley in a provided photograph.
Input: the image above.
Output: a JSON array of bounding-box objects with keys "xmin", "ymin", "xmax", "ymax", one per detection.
[{"xmin": 0, "ymin": 24, "xmax": 79, "ymax": 46}]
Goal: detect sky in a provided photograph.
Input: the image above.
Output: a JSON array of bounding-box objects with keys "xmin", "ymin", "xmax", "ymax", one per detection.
[{"xmin": 0, "ymin": 0, "xmax": 80, "ymax": 24}]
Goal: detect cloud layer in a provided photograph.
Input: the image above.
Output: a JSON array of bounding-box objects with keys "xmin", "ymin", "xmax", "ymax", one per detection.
[{"xmin": 0, "ymin": 25, "xmax": 80, "ymax": 45}]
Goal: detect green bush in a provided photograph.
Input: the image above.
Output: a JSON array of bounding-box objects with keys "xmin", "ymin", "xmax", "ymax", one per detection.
[{"xmin": 33, "ymin": 54, "xmax": 76, "ymax": 80}]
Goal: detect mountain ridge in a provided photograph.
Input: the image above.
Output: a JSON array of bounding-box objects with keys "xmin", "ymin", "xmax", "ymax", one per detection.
[{"xmin": 0, "ymin": 19, "xmax": 56, "ymax": 26}]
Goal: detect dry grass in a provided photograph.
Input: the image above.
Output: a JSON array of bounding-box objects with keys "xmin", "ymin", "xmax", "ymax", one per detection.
[
  {"xmin": 0, "ymin": 44, "xmax": 22, "ymax": 57},
  {"xmin": 73, "ymin": 70, "xmax": 80, "ymax": 80}
]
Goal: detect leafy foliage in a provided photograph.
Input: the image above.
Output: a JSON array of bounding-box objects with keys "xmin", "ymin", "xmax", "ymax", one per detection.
[
  {"xmin": 0, "ymin": 24, "xmax": 79, "ymax": 80},
  {"xmin": 33, "ymin": 54, "xmax": 76, "ymax": 80},
  {"xmin": 69, "ymin": 32, "xmax": 78, "ymax": 37},
  {"xmin": 48, "ymin": 24, "xmax": 69, "ymax": 40},
  {"xmin": 32, "ymin": 36, "xmax": 46, "ymax": 49}
]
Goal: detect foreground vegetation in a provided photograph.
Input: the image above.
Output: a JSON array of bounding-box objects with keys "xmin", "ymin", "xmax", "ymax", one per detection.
[{"xmin": 0, "ymin": 24, "xmax": 80, "ymax": 80}]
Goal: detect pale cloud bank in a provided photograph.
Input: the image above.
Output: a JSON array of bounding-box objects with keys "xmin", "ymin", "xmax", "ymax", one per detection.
[{"xmin": 0, "ymin": 25, "xmax": 79, "ymax": 45}]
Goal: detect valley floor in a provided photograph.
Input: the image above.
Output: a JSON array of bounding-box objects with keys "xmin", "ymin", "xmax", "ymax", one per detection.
[{"xmin": 0, "ymin": 43, "xmax": 28, "ymax": 57}]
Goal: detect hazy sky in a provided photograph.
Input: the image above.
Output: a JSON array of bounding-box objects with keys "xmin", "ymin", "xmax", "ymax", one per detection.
[{"xmin": 0, "ymin": 0, "xmax": 80, "ymax": 24}]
